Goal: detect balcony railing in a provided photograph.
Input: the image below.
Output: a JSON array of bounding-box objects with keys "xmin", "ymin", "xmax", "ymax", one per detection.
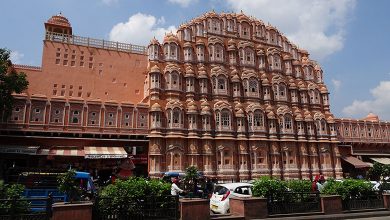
[
  {"xmin": 218, "ymin": 164, "xmax": 234, "ymax": 170},
  {"xmin": 45, "ymin": 31, "xmax": 147, "ymax": 54},
  {"xmin": 167, "ymin": 165, "xmax": 183, "ymax": 171},
  {"xmin": 204, "ymin": 165, "xmax": 213, "ymax": 171},
  {"xmin": 252, "ymin": 164, "xmax": 268, "ymax": 170}
]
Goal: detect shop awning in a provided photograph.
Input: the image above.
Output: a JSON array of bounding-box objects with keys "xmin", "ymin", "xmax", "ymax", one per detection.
[
  {"xmin": 341, "ymin": 156, "xmax": 371, "ymax": 168},
  {"xmin": 84, "ymin": 147, "xmax": 128, "ymax": 159},
  {"xmin": 370, "ymin": 157, "xmax": 390, "ymax": 165},
  {"xmin": 0, "ymin": 146, "xmax": 39, "ymax": 155},
  {"xmin": 49, "ymin": 147, "xmax": 85, "ymax": 157}
]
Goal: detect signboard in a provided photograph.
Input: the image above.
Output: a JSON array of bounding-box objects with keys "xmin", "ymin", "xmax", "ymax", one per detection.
[
  {"xmin": 84, "ymin": 154, "xmax": 128, "ymax": 159},
  {"xmin": 0, "ymin": 146, "xmax": 39, "ymax": 155}
]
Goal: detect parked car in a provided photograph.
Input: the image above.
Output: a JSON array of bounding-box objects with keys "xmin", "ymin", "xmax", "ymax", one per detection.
[{"xmin": 210, "ymin": 183, "xmax": 253, "ymax": 214}]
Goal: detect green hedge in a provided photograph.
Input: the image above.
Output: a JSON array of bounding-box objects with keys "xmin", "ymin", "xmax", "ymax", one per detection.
[
  {"xmin": 252, "ymin": 177, "xmax": 312, "ymax": 200},
  {"xmin": 321, "ymin": 178, "xmax": 374, "ymax": 200},
  {"xmin": 97, "ymin": 177, "xmax": 171, "ymax": 215}
]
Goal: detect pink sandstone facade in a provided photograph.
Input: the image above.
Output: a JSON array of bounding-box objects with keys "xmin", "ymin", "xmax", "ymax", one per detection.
[{"xmin": 0, "ymin": 11, "xmax": 388, "ymax": 181}]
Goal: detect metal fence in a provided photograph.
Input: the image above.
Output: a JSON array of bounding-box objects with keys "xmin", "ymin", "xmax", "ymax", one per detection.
[
  {"xmin": 267, "ymin": 192, "xmax": 321, "ymax": 215},
  {"xmin": 93, "ymin": 195, "xmax": 179, "ymax": 220},
  {"xmin": 342, "ymin": 192, "xmax": 384, "ymax": 211},
  {"xmin": 0, "ymin": 196, "xmax": 52, "ymax": 220}
]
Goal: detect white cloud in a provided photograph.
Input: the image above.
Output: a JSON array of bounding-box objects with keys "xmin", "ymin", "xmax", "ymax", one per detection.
[
  {"xmin": 101, "ymin": 0, "xmax": 118, "ymax": 5},
  {"xmin": 331, "ymin": 79, "xmax": 341, "ymax": 91},
  {"xmin": 342, "ymin": 81, "xmax": 390, "ymax": 120},
  {"xmin": 109, "ymin": 13, "xmax": 176, "ymax": 46},
  {"xmin": 10, "ymin": 51, "xmax": 24, "ymax": 64},
  {"xmin": 226, "ymin": 0, "xmax": 356, "ymax": 60},
  {"xmin": 168, "ymin": 0, "xmax": 197, "ymax": 8}
]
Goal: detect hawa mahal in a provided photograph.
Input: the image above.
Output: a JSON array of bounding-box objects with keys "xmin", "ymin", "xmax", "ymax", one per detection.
[{"xmin": 1, "ymin": 11, "xmax": 389, "ymax": 181}]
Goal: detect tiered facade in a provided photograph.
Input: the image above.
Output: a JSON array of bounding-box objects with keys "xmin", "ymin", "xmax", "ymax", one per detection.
[
  {"xmin": 6, "ymin": 11, "xmax": 388, "ymax": 181},
  {"xmin": 145, "ymin": 11, "xmax": 342, "ymax": 181}
]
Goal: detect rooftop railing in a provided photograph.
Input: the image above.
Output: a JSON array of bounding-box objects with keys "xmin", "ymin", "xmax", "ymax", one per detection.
[{"xmin": 45, "ymin": 31, "xmax": 147, "ymax": 54}]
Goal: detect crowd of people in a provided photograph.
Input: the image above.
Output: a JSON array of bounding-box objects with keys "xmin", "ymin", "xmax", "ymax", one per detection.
[{"xmin": 170, "ymin": 177, "xmax": 216, "ymax": 198}]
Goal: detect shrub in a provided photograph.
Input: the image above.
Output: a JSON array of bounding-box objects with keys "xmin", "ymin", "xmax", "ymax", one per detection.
[
  {"xmin": 252, "ymin": 176, "xmax": 287, "ymax": 199},
  {"xmin": 0, "ymin": 180, "xmax": 29, "ymax": 214},
  {"xmin": 287, "ymin": 179, "xmax": 312, "ymax": 193},
  {"xmin": 98, "ymin": 177, "xmax": 171, "ymax": 215},
  {"xmin": 321, "ymin": 178, "xmax": 374, "ymax": 200}
]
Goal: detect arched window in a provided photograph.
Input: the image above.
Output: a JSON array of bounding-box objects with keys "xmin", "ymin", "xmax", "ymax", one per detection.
[
  {"xmin": 184, "ymin": 48, "xmax": 192, "ymax": 62},
  {"xmin": 248, "ymin": 110, "xmax": 264, "ymax": 131},
  {"xmin": 148, "ymin": 45, "xmax": 159, "ymax": 60},
  {"xmin": 184, "ymin": 28, "xmax": 191, "ymax": 41},
  {"xmin": 295, "ymin": 67, "xmax": 302, "ymax": 78},
  {"xmin": 273, "ymin": 55, "xmax": 280, "ymax": 69},
  {"xmin": 321, "ymin": 119, "xmax": 327, "ymax": 133},
  {"xmin": 314, "ymin": 90, "xmax": 321, "ymax": 104},
  {"xmin": 284, "ymin": 115, "xmax": 292, "ymax": 130},
  {"xmin": 209, "ymin": 19, "xmax": 221, "ymax": 34},
  {"xmin": 249, "ymin": 79, "xmax": 258, "ymax": 93},
  {"xmin": 227, "ymin": 20, "xmax": 233, "ymax": 32},
  {"xmin": 167, "ymin": 108, "xmax": 182, "ymax": 128},
  {"xmin": 150, "ymin": 73, "xmax": 160, "ymax": 89},
  {"xmin": 218, "ymin": 78, "xmax": 225, "ymax": 90},
  {"xmin": 200, "ymin": 79, "xmax": 208, "ymax": 93},
  {"xmin": 173, "ymin": 110, "xmax": 180, "ymax": 123},
  {"xmin": 258, "ymin": 56, "xmax": 265, "ymax": 69},
  {"xmin": 196, "ymin": 24, "xmax": 203, "ymax": 36},
  {"xmin": 244, "ymin": 78, "xmax": 259, "ymax": 97},
  {"xmin": 240, "ymin": 48, "xmax": 254, "ymax": 66},
  {"xmin": 215, "ymin": 44, "xmax": 223, "ymax": 62},
  {"xmin": 196, "ymin": 46, "xmax": 204, "ymax": 62},
  {"xmin": 164, "ymin": 43, "xmax": 178, "ymax": 60},
  {"xmin": 166, "ymin": 71, "xmax": 181, "ymax": 90},
  {"xmin": 214, "ymin": 76, "xmax": 227, "ymax": 95},
  {"xmin": 186, "ymin": 77, "xmax": 195, "ymax": 92},
  {"xmin": 273, "ymin": 83, "xmax": 287, "ymax": 101},
  {"xmin": 254, "ymin": 111, "xmax": 264, "ymax": 127},
  {"xmin": 170, "ymin": 44, "xmax": 177, "ymax": 60},
  {"xmin": 215, "ymin": 109, "xmax": 231, "ymax": 131},
  {"xmin": 221, "ymin": 111, "xmax": 230, "ymax": 126},
  {"xmin": 188, "ymin": 115, "xmax": 197, "ymax": 129}
]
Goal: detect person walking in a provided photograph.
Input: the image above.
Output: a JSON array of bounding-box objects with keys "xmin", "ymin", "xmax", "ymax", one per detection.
[{"xmin": 171, "ymin": 178, "xmax": 184, "ymax": 196}]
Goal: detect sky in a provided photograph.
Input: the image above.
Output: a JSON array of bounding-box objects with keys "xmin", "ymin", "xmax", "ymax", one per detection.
[{"xmin": 1, "ymin": 0, "xmax": 390, "ymax": 120}]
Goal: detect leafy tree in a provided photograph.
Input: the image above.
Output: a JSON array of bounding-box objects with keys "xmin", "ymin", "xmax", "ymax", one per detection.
[
  {"xmin": 57, "ymin": 169, "xmax": 81, "ymax": 202},
  {"xmin": 368, "ymin": 162, "xmax": 390, "ymax": 181},
  {"xmin": 183, "ymin": 166, "xmax": 199, "ymax": 195},
  {"xmin": 0, "ymin": 48, "xmax": 29, "ymax": 121}
]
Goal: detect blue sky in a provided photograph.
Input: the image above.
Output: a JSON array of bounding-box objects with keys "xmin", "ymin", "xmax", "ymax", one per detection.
[{"xmin": 1, "ymin": 0, "xmax": 390, "ymax": 120}]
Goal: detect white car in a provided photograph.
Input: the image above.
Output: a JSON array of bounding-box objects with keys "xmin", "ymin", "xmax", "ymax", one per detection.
[{"xmin": 210, "ymin": 182, "xmax": 253, "ymax": 214}]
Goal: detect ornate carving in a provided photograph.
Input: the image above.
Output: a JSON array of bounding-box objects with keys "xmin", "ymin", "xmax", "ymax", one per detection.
[
  {"xmin": 189, "ymin": 144, "xmax": 197, "ymax": 153},
  {"xmin": 300, "ymin": 143, "xmax": 307, "ymax": 154}
]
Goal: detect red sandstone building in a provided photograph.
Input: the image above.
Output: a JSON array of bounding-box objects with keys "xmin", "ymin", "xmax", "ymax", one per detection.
[{"xmin": 0, "ymin": 12, "xmax": 388, "ymax": 181}]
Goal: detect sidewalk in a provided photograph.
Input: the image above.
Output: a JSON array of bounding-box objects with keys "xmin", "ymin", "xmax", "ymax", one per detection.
[{"xmin": 260, "ymin": 210, "xmax": 390, "ymax": 220}]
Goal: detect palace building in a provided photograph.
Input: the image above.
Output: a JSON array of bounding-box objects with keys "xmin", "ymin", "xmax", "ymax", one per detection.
[{"xmin": 1, "ymin": 11, "xmax": 389, "ymax": 181}]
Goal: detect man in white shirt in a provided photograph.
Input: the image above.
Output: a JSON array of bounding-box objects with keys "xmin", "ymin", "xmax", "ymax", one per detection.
[{"xmin": 171, "ymin": 178, "xmax": 184, "ymax": 196}]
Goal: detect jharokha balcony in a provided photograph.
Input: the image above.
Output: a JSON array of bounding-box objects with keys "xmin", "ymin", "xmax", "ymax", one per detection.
[{"xmin": 167, "ymin": 165, "xmax": 183, "ymax": 172}]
